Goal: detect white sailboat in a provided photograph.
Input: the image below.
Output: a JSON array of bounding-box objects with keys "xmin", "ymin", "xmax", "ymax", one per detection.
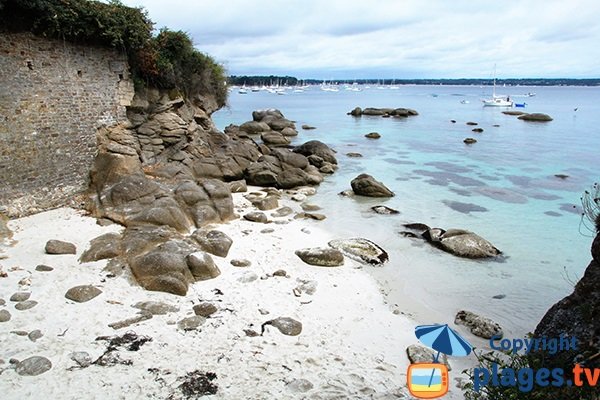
[{"xmin": 482, "ymin": 65, "xmax": 512, "ymax": 107}]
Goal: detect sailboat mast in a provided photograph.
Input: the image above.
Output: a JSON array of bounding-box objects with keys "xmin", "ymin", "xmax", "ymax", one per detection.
[{"xmin": 492, "ymin": 64, "xmax": 497, "ymax": 98}]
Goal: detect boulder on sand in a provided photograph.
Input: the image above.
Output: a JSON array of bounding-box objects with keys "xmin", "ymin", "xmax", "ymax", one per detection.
[
  {"xmin": 328, "ymin": 238, "xmax": 389, "ymax": 265},
  {"xmin": 455, "ymin": 310, "xmax": 503, "ymax": 339},
  {"xmin": 295, "ymin": 247, "xmax": 344, "ymax": 267}
]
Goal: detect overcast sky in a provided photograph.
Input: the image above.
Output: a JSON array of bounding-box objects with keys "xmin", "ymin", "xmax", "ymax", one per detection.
[{"xmin": 120, "ymin": 0, "xmax": 600, "ymax": 79}]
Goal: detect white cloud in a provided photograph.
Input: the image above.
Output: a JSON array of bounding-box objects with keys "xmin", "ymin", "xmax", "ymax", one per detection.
[{"xmin": 120, "ymin": 0, "xmax": 600, "ymax": 78}]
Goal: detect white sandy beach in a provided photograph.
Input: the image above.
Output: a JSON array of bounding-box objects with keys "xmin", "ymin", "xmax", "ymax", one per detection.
[{"xmin": 0, "ymin": 189, "xmax": 469, "ymax": 399}]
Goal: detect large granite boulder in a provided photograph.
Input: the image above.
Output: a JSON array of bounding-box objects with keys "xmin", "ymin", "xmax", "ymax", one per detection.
[
  {"xmin": 129, "ymin": 239, "xmax": 203, "ymax": 296},
  {"xmin": 293, "ymin": 140, "xmax": 338, "ymax": 165},
  {"xmin": 424, "ymin": 228, "xmax": 501, "ymax": 259},
  {"xmin": 245, "ymin": 149, "xmax": 323, "ymax": 189},
  {"xmin": 350, "ymin": 174, "xmax": 394, "ymax": 197}
]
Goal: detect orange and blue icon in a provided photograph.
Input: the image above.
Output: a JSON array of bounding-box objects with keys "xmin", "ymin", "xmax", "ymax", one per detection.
[{"xmin": 407, "ymin": 324, "xmax": 473, "ymax": 399}]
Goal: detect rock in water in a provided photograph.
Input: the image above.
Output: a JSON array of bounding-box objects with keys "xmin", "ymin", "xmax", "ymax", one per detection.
[
  {"xmin": 15, "ymin": 356, "xmax": 52, "ymax": 376},
  {"xmin": 65, "ymin": 285, "xmax": 102, "ymax": 303},
  {"xmin": 430, "ymin": 229, "xmax": 501, "ymax": 259},
  {"xmin": 350, "ymin": 174, "xmax": 394, "ymax": 197},
  {"xmin": 365, "ymin": 132, "xmax": 381, "ymax": 139},
  {"xmin": 295, "ymin": 248, "xmax": 344, "ymax": 267},
  {"xmin": 328, "ymin": 238, "xmax": 389, "ymax": 266},
  {"xmin": 45, "ymin": 239, "xmax": 76, "ymax": 255},
  {"xmin": 293, "ymin": 140, "xmax": 338, "ymax": 165},
  {"xmin": 455, "ymin": 310, "xmax": 503, "ymax": 339},
  {"xmin": 262, "ymin": 317, "xmax": 302, "ymax": 336},
  {"xmin": 371, "ymin": 205, "xmax": 400, "ymax": 215},
  {"xmin": 518, "ymin": 113, "xmax": 553, "ymax": 122}
]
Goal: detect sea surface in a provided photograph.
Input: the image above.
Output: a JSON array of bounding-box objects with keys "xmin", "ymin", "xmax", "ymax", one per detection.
[{"xmin": 213, "ymin": 84, "xmax": 600, "ymax": 341}]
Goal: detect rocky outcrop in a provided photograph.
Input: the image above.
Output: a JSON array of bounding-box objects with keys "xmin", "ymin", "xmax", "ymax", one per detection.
[
  {"xmin": 350, "ymin": 174, "xmax": 394, "ymax": 197},
  {"xmin": 236, "ymin": 108, "xmax": 298, "ymax": 143},
  {"xmin": 534, "ymin": 231, "xmax": 600, "ymax": 370},
  {"xmin": 348, "ymin": 107, "xmax": 418, "ymax": 118},
  {"xmin": 245, "ymin": 148, "xmax": 324, "ymax": 189}
]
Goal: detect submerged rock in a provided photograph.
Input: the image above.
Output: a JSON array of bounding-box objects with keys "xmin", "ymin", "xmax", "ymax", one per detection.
[
  {"xmin": 365, "ymin": 132, "xmax": 381, "ymax": 139},
  {"xmin": 328, "ymin": 238, "xmax": 389, "ymax": 265},
  {"xmin": 295, "ymin": 247, "xmax": 344, "ymax": 267}
]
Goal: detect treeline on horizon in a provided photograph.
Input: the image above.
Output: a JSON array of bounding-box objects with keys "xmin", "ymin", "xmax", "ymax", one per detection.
[{"xmin": 229, "ymin": 75, "xmax": 600, "ymax": 87}]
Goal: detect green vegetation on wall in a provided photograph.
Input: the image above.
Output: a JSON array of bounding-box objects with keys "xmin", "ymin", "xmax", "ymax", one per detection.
[{"xmin": 0, "ymin": 0, "xmax": 227, "ymax": 106}]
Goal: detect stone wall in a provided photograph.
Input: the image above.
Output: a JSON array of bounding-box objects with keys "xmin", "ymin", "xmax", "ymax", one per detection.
[{"xmin": 0, "ymin": 32, "xmax": 134, "ymax": 217}]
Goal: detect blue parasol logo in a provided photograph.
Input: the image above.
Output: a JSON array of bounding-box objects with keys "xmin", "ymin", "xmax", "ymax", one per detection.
[{"xmin": 407, "ymin": 323, "xmax": 474, "ymax": 399}]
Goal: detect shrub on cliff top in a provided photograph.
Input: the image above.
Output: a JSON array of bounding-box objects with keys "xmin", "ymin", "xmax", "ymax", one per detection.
[{"xmin": 0, "ymin": 0, "xmax": 227, "ymax": 107}]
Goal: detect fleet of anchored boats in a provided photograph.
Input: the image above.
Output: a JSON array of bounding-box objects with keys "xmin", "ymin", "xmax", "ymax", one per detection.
[{"xmin": 232, "ymin": 80, "xmax": 537, "ymax": 108}]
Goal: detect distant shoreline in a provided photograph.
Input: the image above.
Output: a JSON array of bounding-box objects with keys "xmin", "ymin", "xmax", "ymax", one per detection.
[{"xmin": 229, "ymin": 75, "xmax": 600, "ymax": 87}]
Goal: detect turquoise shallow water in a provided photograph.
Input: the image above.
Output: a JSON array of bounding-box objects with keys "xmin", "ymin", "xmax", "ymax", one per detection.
[{"xmin": 214, "ymin": 85, "xmax": 600, "ymax": 338}]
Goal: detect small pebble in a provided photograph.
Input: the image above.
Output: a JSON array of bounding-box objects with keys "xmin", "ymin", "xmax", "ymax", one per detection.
[
  {"xmin": 70, "ymin": 352, "xmax": 92, "ymax": 368},
  {"xmin": 193, "ymin": 302, "xmax": 218, "ymax": 317},
  {"xmin": 10, "ymin": 292, "xmax": 31, "ymax": 302},
  {"xmin": 230, "ymin": 259, "xmax": 251, "ymax": 267},
  {"xmin": 272, "ymin": 269, "xmax": 287, "ymax": 277},
  {"xmin": 15, "ymin": 300, "xmax": 38, "ymax": 311},
  {"xmin": 35, "ymin": 265, "xmax": 54, "ymax": 272},
  {"xmin": 28, "ymin": 330, "xmax": 43, "ymax": 342}
]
